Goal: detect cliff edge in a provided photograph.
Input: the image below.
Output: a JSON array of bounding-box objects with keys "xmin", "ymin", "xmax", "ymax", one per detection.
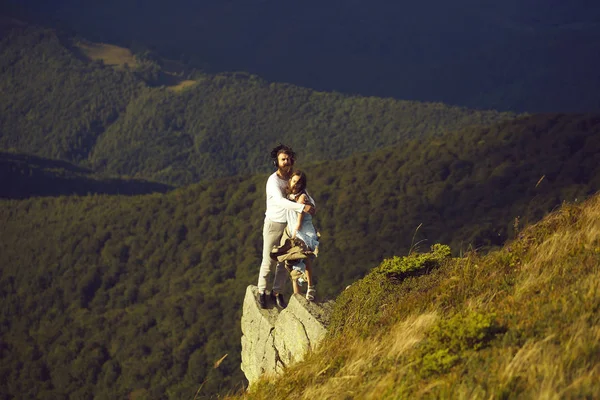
[{"xmin": 240, "ymin": 285, "xmax": 333, "ymax": 386}]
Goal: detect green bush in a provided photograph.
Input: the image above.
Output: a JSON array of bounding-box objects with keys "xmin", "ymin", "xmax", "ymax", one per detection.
[
  {"xmin": 415, "ymin": 311, "xmax": 501, "ymax": 376},
  {"xmin": 373, "ymin": 244, "xmax": 451, "ymax": 279},
  {"xmin": 329, "ymin": 244, "xmax": 451, "ymax": 338}
]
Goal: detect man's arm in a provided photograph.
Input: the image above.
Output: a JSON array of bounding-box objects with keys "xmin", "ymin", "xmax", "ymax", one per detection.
[
  {"xmin": 301, "ymin": 192, "xmax": 316, "ymax": 215},
  {"xmin": 266, "ymin": 176, "xmax": 314, "ymax": 214}
]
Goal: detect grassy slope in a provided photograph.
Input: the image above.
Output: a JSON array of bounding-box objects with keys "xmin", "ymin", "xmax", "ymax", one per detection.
[{"xmin": 238, "ymin": 192, "xmax": 600, "ymax": 399}]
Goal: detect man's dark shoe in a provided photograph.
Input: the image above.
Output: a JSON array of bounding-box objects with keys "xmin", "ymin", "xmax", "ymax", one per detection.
[
  {"xmin": 272, "ymin": 292, "xmax": 287, "ymax": 309},
  {"xmin": 258, "ymin": 292, "xmax": 267, "ymax": 309}
]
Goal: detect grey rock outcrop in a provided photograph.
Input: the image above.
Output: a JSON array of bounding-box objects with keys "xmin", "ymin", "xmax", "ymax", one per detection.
[{"xmin": 240, "ymin": 285, "xmax": 333, "ymax": 386}]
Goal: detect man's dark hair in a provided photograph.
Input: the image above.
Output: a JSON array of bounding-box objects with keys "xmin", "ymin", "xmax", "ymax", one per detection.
[{"xmin": 270, "ymin": 144, "xmax": 296, "ymax": 164}]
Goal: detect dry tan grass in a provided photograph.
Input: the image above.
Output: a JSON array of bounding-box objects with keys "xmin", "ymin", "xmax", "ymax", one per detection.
[
  {"xmin": 496, "ymin": 316, "xmax": 600, "ymax": 400},
  {"xmin": 494, "ymin": 196, "xmax": 600, "ymax": 399},
  {"xmin": 514, "ymin": 195, "xmax": 600, "ymax": 300},
  {"xmin": 77, "ymin": 41, "xmax": 199, "ymax": 91},
  {"xmin": 76, "ymin": 42, "xmax": 138, "ymax": 69},
  {"xmin": 387, "ymin": 313, "xmax": 438, "ymax": 360},
  {"xmin": 499, "ymin": 335, "xmax": 559, "ymax": 388},
  {"xmin": 298, "ymin": 313, "xmax": 438, "ymax": 400},
  {"xmin": 239, "ymin": 314, "xmax": 438, "ymax": 399}
]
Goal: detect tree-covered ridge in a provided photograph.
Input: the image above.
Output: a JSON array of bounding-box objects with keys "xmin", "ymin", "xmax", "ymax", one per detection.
[
  {"xmin": 307, "ymin": 112, "xmax": 600, "ymax": 293},
  {"xmin": 0, "ymin": 26, "xmax": 519, "ymax": 186},
  {"xmin": 89, "ymin": 75, "xmax": 516, "ymax": 186},
  {"xmin": 0, "ymin": 27, "xmax": 145, "ymax": 162},
  {"xmin": 0, "ymin": 177, "xmax": 262, "ymax": 399},
  {"xmin": 0, "ymin": 151, "xmax": 173, "ymax": 199},
  {"xmin": 0, "ymin": 112, "xmax": 598, "ymax": 399}
]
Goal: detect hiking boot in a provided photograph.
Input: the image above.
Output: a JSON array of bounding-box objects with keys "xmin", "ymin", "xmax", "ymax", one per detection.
[
  {"xmin": 258, "ymin": 291, "xmax": 267, "ymax": 309},
  {"xmin": 271, "ymin": 292, "xmax": 287, "ymax": 309}
]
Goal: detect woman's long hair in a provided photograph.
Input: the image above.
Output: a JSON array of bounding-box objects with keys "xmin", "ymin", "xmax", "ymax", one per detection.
[{"xmin": 287, "ymin": 170, "xmax": 307, "ymax": 196}]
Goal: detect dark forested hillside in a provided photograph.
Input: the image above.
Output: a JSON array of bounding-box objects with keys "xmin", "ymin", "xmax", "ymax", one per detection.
[
  {"xmin": 0, "ymin": 177, "xmax": 265, "ymax": 399},
  {"xmin": 0, "ymin": 26, "xmax": 145, "ymax": 162},
  {"xmin": 88, "ymin": 76, "xmax": 514, "ymax": 185},
  {"xmin": 310, "ymin": 112, "xmax": 600, "ymax": 293},
  {"xmin": 0, "ymin": 152, "xmax": 173, "ymax": 199},
  {"xmin": 3, "ymin": 0, "xmax": 599, "ymax": 112},
  {"xmin": 0, "ymin": 112, "xmax": 598, "ymax": 399},
  {"xmin": 0, "ymin": 26, "xmax": 518, "ymax": 186}
]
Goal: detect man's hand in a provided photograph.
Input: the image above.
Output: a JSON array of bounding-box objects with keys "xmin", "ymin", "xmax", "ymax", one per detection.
[{"xmin": 303, "ymin": 204, "xmax": 316, "ymax": 215}]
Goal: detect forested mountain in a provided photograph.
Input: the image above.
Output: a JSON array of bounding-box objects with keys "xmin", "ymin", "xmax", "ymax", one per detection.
[
  {"xmin": 0, "ymin": 26, "xmax": 145, "ymax": 163},
  {"xmin": 3, "ymin": 0, "xmax": 600, "ymax": 112},
  {"xmin": 1, "ymin": 112, "xmax": 598, "ymax": 399},
  {"xmin": 0, "ymin": 152, "xmax": 173, "ymax": 199},
  {"xmin": 0, "ymin": 25, "xmax": 518, "ymax": 186}
]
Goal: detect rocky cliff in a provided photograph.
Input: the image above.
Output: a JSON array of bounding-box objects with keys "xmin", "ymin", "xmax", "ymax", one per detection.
[{"xmin": 240, "ymin": 285, "xmax": 334, "ymax": 386}]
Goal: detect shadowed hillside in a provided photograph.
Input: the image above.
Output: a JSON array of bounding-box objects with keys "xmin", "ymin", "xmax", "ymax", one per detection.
[
  {"xmin": 0, "ymin": 152, "xmax": 173, "ymax": 199},
  {"xmin": 309, "ymin": 112, "xmax": 600, "ymax": 294},
  {"xmin": 0, "ymin": 112, "xmax": 598, "ymax": 399}
]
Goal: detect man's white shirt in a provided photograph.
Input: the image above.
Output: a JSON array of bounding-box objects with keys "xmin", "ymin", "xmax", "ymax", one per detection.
[{"xmin": 265, "ymin": 172, "xmax": 306, "ymax": 223}]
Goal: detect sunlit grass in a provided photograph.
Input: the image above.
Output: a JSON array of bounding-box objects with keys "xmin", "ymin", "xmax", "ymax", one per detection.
[
  {"xmin": 76, "ymin": 41, "xmax": 199, "ymax": 92},
  {"xmin": 76, "ymin": 42, "xmax": 138, "ymax": 69},
  {"xmin": 226, "ymin": 193, "xmax": 600, "ymax": 399},
  {"xmin": 167, "ymin": 79, "xmax": 198, "ymax": 92}
]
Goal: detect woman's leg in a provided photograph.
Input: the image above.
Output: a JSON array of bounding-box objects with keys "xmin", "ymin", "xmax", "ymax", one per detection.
[
  {"xmin": 305, "ymin": 258, "xmax": 313, "ymax": 287},
  {"xmin": 305, "ymin": 258, "xmax": 316, "ymax": 301},
  {"xmin": 292, "ymin": 277, "xmax": 300, "ymax": 294}
]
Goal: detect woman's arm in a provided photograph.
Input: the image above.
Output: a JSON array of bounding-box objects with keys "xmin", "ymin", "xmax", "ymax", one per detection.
[
  {"xmin": 294, "ymin": 212, "xmax": 305, "ymax": 236},
  {"xmin": 293, "ymin": 194, "xmax": 309, "ymax": 237},
  {"xmin": 297, "ymin": 193, "xmax": 309, "ymax": 205}
]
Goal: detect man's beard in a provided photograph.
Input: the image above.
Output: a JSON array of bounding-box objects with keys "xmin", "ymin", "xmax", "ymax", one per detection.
[{"xmin": 279, "ymin": 164, "xmax": 292, "ymax": 177}]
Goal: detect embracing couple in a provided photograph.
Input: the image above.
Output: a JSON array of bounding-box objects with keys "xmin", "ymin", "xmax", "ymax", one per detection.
[{"xmin": 256, "ymin": 144, "xmax": 319, "ymax": 309}]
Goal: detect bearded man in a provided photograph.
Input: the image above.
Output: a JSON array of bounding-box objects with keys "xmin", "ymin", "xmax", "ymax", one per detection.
[{"xmin": 256, "ymin": 144, "xmax": 315, "ymax": 309}]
